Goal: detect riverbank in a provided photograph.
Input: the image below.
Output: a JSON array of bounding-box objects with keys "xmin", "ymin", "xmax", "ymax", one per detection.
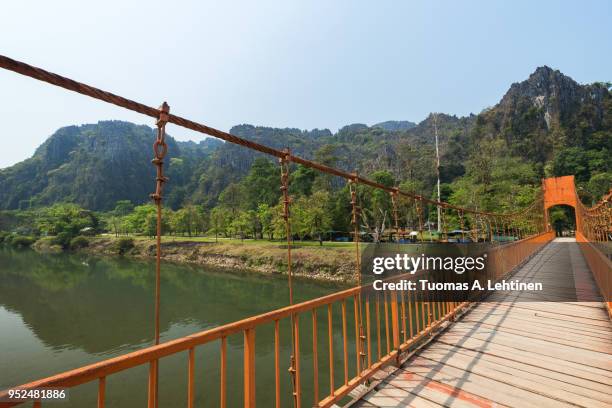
[{"xmin": 77, "ymin": 236, "xmax": 357, "ymax": 283}]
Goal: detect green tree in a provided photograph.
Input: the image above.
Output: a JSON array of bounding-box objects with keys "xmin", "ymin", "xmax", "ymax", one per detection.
[
  {"xmin": 289, "ymin": 197, "xmax": 309, "ymax": 240},
  {"xmin": 195, "ymin": 205, "xmax": 208, "ymax": 235},
  {"xmin": 272, "ymin": 202, "xmax": 289, "ymax": 240},
  {"xmin": 209, "ymin": 207, "xmax": 231, "ymax": 241},
  {"xmin": 552, "ymin": 147, "xmax": 590, "ymax": 182},
  {"xmin": 231, "ymin": 211, "xmax": 252, "ymax": 241},
  {"xmin": 219, "ymin": 183, "xmax": 245, "ymax": 215},
  {"xmin": 35, "ymin": 203, "xmax": 99, "ymax": 248},
  {"xmin": 361, "ymin": 171, "xmax": 395, "ymax": 240},
  {"xmin": 449, "ymin": 139, "xmax": 539, "ymax": 214},
  {"xmin": 313, "ymin": 145, "xmax": 338, "ymax": 191},
  {"xmin": 257, "ymin": 203, "xmax": 275, "ymax": 240},
  {"xmin": 104, "ymin": 215, "xmax": 122, "ymax": 237},
  {"xmin": 241, "ymin": 158, "xmax": 280, "ymax": 208},
  {"xmin": 171, "ymin": 205, "xmax": 199, "ymax": 236},
  {"xmin": 548, "ymin": 206, "xmax": 575, "ymax": 236},
  {"xmin": 290, "ymin": 165, "xmax": 317, "ymax": 196},
  {"xmin": 302, "ymin": 191, "xmax": 333, "ymax": 245},
  {"xmin": 123, "ymin": 204, "xmax": 156, "ymax": 234},
  {"xmin": 370, "ymin": 170, "xmax": 395, "ymax": 212},
  {"xmin": 42, "ymin": 204, "xmax": 97, "ymax": 235},
  {"xmin": 113, "ymin": 200, "xmax": 134, "ymax": 217},
  {"xmin": 587, "ymin": 172, "xmax": 612, "ymax": 202}
]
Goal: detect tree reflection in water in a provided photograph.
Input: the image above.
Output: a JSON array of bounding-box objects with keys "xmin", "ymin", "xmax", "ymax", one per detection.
[{"xmin": 0, "ymin": 248, "xmax": 344, "ymax": 407}]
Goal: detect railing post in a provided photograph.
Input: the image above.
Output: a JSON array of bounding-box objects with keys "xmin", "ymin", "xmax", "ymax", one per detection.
[
  {"xmin": 221, "ymin": 337, "xmax": 228, "ymax": 408},
  {"xmin": 187, "ymin": 348, "xmax": 195, "ymax": 408},
  {"xmin": 244, "ymin": 328, "xmax": 256, "ymax": 408},
  {"xmin": 390, "ymin": 292, "xmax": 401, "ymax": 365},
  {"xmin": 147, "ymin": 360, "xmax": 157, "ymax": 408},
  {"xmin": 98, "ymin": 377, "xmax": 106, "ymax": 408}
]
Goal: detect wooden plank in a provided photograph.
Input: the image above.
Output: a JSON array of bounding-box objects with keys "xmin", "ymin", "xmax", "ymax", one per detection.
[
  {"xmin": 462, "ymin": 309, "xmax": 612, "ymax": 337},
  {"xmin": 351, "ymin": 402, "xmax": 379, "ymax": 408},
  {"xmin": 461, "ymin": 314, "xmax": 612, "ymax": 343},
  {"xmin": 362, "ymin": 386, "xmax": 446, "ymax": 408},
  {"xmin": 452, "ymin": 317, "xmax": 611, "ymax": 352},
  {"xmin": 475, "ymin": 302, "xmax": 612, "ymax": 323},
  {"xmin": 433, "ymin": 337, "xmax": 612, "ymax": 385},
  {"xmin": 542, "ymin": 301, "xmax": 607, "ymax": 309},
  {"xmin": 377, "ymin": 371, "xmax": 503, "ymax": 408},
  {"xmin": 425, "ymin": 343, "xmax": 612, "ymax": 395},
  {"xmin": 471, "ymin": 304, "xmax": 612, "ymax": 328},
  {"xmin": 459, "ymin": 313, "xmax": 612, "ymax": 341},
  {"xmin": 436, "ymin": 331, "xmax": 611, "ymax": 372},
  {"xmin": 484, "ymin": 298, "xmax": 609, "ymax": 315},
  {"xmin": 399, "ymin": 360, "xmax": 577, "ymax": 408},
  {"xmin": 449, "ymin": 322, "xmax": 612, "ymax": 354},
  {"xmin": 463, "ymin": 309, "xmax": 612, "ymax": 337},
  {"xmin": 453, "ymin": 320, "xmax": 612, "ymax": 352},
  {"xmin": 488, "ymin": 290, "xmax": 604, "ymax": 303},
  {"xmin": 486, "ymin": 291, "xmax": 597, "ymax": 302},
  {"xmin": 417, "ymin": 349, "xmax": 612, "ymax": 406}
]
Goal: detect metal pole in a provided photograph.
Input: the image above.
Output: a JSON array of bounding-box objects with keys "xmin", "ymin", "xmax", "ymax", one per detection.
[{"xmin": 433, "ymin": 114, "xmax": 442, "ymax": 232}]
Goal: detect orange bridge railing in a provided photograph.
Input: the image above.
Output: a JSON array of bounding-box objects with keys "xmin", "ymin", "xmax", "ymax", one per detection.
[{"xmin": 576, "ymin": 188, "xmax": 612, "ymax": 317}]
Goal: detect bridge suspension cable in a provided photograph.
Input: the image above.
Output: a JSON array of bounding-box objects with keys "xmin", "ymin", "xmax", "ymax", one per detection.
[{"xmin": 577, "ymin": 190, "xmax": 612, "ymax": 242}]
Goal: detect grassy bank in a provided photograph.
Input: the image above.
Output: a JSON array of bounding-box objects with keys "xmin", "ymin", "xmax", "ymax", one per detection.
[{"xmin": 81, "ymin": 236, "xmax": 357, "ymax": 283}]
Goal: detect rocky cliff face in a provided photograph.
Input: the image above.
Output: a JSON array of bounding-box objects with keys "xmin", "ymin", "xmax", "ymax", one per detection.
[
  {"xmin": 497, "ymin": 66, "xmax": 607, "ymax": 130},
  {"xmin": 1, "ymin": 67, "xmax": 609, "ymax": 211},
  {"xmin": 469, "ymin": 66, "xmax": 610, "ymax": 170},
  {"xmin": 373, "ymin": 120, "xmax": 417, "ymax": 131},
  {"xmin": 0, "ymin": 121, "xmax": 221, "ymax": 210}
]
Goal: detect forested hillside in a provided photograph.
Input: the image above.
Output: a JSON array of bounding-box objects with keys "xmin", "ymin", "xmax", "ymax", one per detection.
[
  {"xmin": 0, "ymin": 121, "xmax": 222, "ymax": 210},
  {"xmin": 1, "ymin": 66, "xmax": 610, "ymax": 217}
]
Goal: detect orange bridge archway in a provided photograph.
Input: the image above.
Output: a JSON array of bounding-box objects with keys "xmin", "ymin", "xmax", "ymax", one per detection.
[{"xmin": 542, "ymin": 175, "xmax": 582, "ymax": 233}]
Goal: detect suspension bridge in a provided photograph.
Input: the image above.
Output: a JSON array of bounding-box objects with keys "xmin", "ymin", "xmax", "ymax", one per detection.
[{"xmin": 0, "ymin": 55, "xmax": 610, "ymax": 408}]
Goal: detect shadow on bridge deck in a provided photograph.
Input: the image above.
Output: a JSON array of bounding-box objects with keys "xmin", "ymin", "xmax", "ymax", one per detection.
[{"xmin": 353, "ymin": 238, "xmax": 612, "ymax": 408}]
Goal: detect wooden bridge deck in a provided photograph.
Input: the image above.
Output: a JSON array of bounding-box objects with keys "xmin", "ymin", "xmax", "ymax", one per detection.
[{"xmin": 353, "ymin": 238, "xmax": 612, "ymax": 408}]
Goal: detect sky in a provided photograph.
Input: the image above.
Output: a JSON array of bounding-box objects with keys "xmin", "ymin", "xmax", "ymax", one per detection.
[{"xmin": 1, "ymin": 0, "xmax": 610, "ymax": 168}]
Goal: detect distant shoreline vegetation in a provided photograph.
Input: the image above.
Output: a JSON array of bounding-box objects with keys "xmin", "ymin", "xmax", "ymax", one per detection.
[
  {"xmin": 0, "ymin": 154, "xmax": 608, "ymax": 254},
  {"xmin": 0, "ymin": 200, "xmax": 363, "ymax": 282}
]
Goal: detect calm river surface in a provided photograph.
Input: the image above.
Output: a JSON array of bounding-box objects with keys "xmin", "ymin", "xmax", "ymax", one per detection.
[{"xmin": 0, "ymin": 248, "xmax": 352, "ymax": 407}]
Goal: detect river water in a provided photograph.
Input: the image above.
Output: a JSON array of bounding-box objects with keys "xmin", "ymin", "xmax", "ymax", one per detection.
[{"xmin": 0, "ymin": 248, "xmax": 353, "ymax": 407}]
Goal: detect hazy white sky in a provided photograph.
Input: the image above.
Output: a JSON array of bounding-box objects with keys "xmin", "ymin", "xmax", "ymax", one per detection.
[{"xmin": 1, "ymin": 0, "xmax": 610, "ymax": 168}]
